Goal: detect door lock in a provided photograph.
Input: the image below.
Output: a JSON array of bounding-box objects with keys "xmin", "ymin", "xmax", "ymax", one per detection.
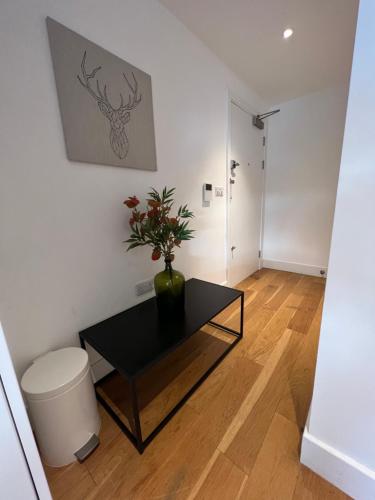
[{"xmin": 231, "ymin": 160, "xmax": 240, "ymax": 170}]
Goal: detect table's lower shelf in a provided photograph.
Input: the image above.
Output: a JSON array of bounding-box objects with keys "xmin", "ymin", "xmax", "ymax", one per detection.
[{"xmin": 94, "ymin": 320, "xmax": 242, "ymax": 453}]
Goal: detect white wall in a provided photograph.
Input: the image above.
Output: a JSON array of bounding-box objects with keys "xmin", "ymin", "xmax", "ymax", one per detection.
[
  {"xmin": 262, "ymin": 85, "xmax": 349, "ymax": 276},
  {"xmin": 301, "ymin": 1, "xmax": 375, "ymax": 498},
  {"xmin": 0, "ymin": 0, "xmax": 265, "ymax": 376}
]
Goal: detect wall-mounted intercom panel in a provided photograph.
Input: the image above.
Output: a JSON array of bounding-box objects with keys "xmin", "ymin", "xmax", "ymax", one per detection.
[{"xmin": 203, "ymin": 183, "xmax": 213, "ymax": 203}]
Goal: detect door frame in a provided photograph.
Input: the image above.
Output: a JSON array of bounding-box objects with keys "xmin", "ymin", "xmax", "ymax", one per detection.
[{"xmin": 225, "ymin": 90, "xmax": 267, "ymax": 286}]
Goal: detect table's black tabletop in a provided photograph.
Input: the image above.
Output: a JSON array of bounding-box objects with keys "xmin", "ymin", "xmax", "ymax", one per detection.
[{"xmin": 79, "ymin": 278, "xmax": 242, "ymax": 379}]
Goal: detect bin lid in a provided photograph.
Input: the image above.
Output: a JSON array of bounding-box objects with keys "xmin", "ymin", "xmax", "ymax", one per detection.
[{"xmin": 21, "ymin": 347, "xmax": 89, "ymax": 400}]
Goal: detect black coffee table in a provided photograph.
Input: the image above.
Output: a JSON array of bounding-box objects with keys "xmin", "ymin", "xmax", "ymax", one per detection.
[{"xmin": 79, "ymin": 278, "xmax": 244, "ymax": 453}]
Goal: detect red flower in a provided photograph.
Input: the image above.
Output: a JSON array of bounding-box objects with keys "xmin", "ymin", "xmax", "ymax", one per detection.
[
  {"xmin": 129, "ymin": 217, "xmax": 135, "ymax": 226},
  {"xmin": 148, "ymin": 199, "xmax": 161, "ymax": 208},
  {"xmin": 169, "ymin": 217, "xmax": 178, "ymax": 225},
  {"xmin": 124, "ymin": 196, "xmax": 140, "ymax": 208},
  {"xmin": 147, "ymin": 208, "xmax": 159, "ymax": 218},
  {"xmin": 152, "ymin": 248, "xmax": 161, "ymax": 261}
]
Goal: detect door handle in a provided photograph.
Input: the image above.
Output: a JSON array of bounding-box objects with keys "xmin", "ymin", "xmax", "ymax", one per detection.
[{"xmin": 231, "ymin": 246, "xmax": 236, "ymax": 251}]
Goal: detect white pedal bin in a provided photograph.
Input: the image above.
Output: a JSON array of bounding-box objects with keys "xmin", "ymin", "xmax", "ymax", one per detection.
[{"xmin": 21, "ymin": 347, "xmax": 100, "ymax": 467}]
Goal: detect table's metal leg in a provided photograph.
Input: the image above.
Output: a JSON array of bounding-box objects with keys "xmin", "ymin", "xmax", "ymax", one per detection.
[
  {"xmin": 240, "ymin": 292, "xmax": 244, "ymax": 338},
  {"xmin": 208, "ymin": 293, "xmax": 244, "ymax": 339},
  {"xmin": 130, "ymin": 378, "xmax": 144, "ymax": 454}
]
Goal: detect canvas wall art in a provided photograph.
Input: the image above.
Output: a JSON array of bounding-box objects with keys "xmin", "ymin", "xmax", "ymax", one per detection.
[{"xmin": 47, "ymin": 17, "xmax": 157, "ymax": 171}]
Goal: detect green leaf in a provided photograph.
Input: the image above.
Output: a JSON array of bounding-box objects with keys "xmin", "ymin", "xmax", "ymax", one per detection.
[{"xmin": 126, "ymin": 242, "xmax": 143, "ymax": 250}]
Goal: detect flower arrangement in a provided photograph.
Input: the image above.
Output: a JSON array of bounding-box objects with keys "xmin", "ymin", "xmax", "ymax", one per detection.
[{"xmin": 124, "ymin": 187, "xmax": 194, "ymax": 262}]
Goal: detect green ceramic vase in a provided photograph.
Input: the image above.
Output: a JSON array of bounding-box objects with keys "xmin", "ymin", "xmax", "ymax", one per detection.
[{"xmin": 154, "ymin": 259, "xmax": 185, "ymax": 316}]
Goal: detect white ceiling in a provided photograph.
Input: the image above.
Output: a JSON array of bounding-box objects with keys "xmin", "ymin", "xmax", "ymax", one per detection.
[{"xmin": 159, "ymin": 0, "xmax": 359, "ymax": 104}]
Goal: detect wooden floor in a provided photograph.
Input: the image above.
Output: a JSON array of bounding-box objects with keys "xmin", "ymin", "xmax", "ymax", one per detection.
[{"xmin": 44, "ymin": 268, "xmax": 351, "ymax": 500}]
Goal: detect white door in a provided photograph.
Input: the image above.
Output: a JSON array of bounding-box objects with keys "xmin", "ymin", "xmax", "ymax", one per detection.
[
  {"xmin": 0, "ymin": 380, "xmax": 37, "ymax": 499},
  {"xmin": 0, "ymin": 324, "xmax": 51, "ymax": 500},
  {"xmin": 228, "ymin": 101, "xmax": 264, "ymax": 286}
]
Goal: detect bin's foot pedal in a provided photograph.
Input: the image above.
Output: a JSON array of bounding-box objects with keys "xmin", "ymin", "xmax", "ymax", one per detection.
[{"xmin": 74, "ymin": 434, "xmax": 99, "ymax": 463}]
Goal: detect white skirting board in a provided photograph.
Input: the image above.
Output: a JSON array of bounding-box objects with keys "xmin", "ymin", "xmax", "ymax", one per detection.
[
  {"xmin": 262, "ymin": 258, "xmax": 327, "ymax": 277},
  {"xmin": 301, "ymin": 428, "xmax": 375, "ymax": 500}
]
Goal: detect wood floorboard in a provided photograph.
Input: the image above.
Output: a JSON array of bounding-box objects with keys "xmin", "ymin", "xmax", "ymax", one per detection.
[
  {"xmin": 245, "ymin": 292, "xmax": 303, "ymax": 365},
  {"xmin": 193, "ymin": 451, "xmax": 247, "ymax": 500},
  {"xmin": 288, "ymin": 282, "xmax": 323, "ymax": 334},
  {"xmin": 239, "ymin": 413, "xmax": 301, "ymax": 500},
  {"xmin": 135, "ymin": 357, "xmax": 261, "ymax": 499},
  {"xmin": 89, "ymin": 405, "xmax": 202, "ymax": 499},
  {"xmin": 292, "ymin": 464, "xmax": 352, "ymax": 500},
  {"xmin": 44, "ymin": 268, "xmax": 351, "ymax": 500},
  {"xmin": 220, "ymin": 329, "xmax": 304, "ymax": 475},
  {"xmin": 277, "ymin": 299, "xmax": 324, "ymax": 429},
  {"xmin": 44, "ymin": 458, "xmax": 96, "ymax": 500}
]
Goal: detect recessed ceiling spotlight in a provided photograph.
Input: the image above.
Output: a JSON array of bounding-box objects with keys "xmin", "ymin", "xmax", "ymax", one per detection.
[{"xmin": 283, "ymin": 28, "xmax": 294, "ymax": 39}]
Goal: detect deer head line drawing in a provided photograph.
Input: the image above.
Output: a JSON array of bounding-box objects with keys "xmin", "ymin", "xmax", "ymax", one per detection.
[{"xmin": 77, "ymin": 51, "xmax": 142, "ymax": 160}]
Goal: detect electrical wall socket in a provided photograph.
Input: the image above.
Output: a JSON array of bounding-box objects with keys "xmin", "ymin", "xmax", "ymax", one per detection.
[
  {"xmin": 215, "ymin": 187, "xmax": 224, "ymax": 197},
  {"xmin": 135, "ymin": 278, "xmax": 154, "ymax": 296}
]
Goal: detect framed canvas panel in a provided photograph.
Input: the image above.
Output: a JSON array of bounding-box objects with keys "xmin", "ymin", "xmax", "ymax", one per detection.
[{"xmin": 47, "ymin": 17, "xmax": 157, "ymax": 171}]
